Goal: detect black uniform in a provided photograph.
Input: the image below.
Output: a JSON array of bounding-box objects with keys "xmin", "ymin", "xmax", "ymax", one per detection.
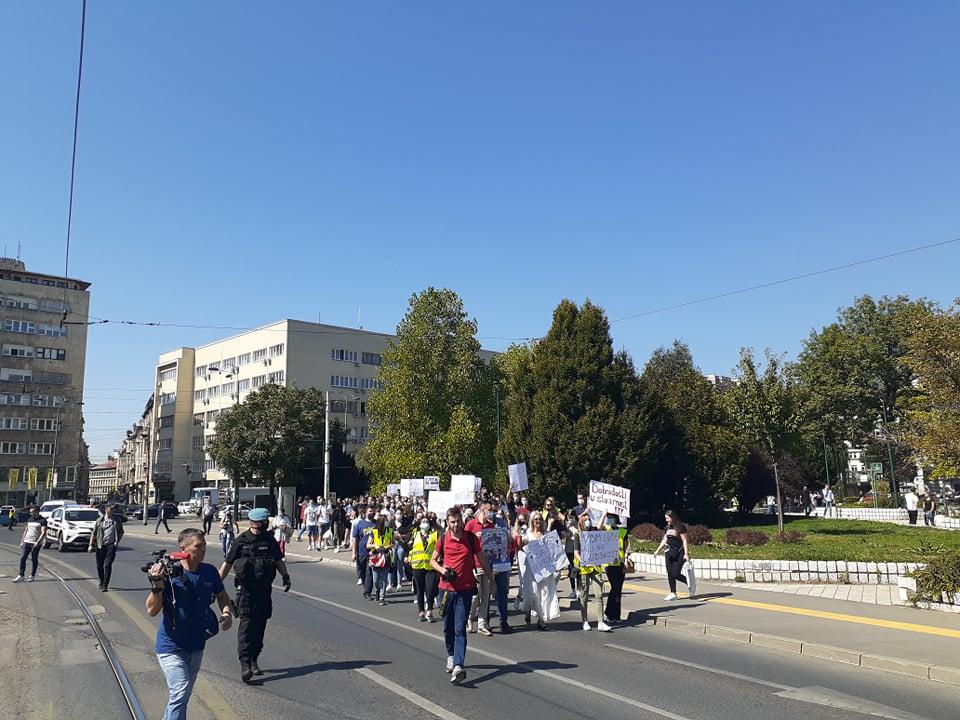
[{"xmin": 224, "ymin": 529, "xmax": 283, "ymax": 668}]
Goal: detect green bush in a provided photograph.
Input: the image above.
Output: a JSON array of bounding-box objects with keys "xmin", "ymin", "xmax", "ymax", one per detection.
[{"xmin": 912, "ymin": 551, "xmax": 960, "ymax": 604}]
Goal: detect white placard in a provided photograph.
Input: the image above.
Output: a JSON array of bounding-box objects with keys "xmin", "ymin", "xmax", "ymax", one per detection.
[
  {"xmin": 481, "ymin": 526, "xmax": 512, "ymax": 573},
  {"xmin": 451, "ymin": 474, "xmax": 477, "ymax": 494},
  {"xmin": 423, "ymin": 476, "xmax": 441, "ymax": 491},
  {"xmin": 475, "ymin": 476, "xmax": 482, "ymax": 492},
  {"xmin": 386, "ymin": 484, "xmax": 400, "ymax": 497},
  {"xmin": 580, "ymin": 529, "xmax": 620, "ymax": 566},
  {"xmin": 427, "ymin": 490, "xmax": 455, "ymax": 517},
  {"xmin": 588, "ymin": 479, "xmax": 631, "ymax": 520},
  {"xmin": 453, "ymin": 490, "xmax": 476, "ymax": 507},
  {"xmin": 523, "ymin": 530, "xmax": 569, "ymax": 582},
  {"xmin": 400, "ymin": 478, "xmax": 424, "ymax": 497},
  {"xmin": 508, "ymin": 463, "xmax": 528, "ymax": 492},
  {"xmin": 400, "ymin": 479, "xmax": 413, "ymax": 497}
]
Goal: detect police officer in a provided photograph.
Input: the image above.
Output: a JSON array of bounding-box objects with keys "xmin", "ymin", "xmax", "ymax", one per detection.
[{"xmin": 219, "ymin": 508, "xmax": 291, "ymax": 682}]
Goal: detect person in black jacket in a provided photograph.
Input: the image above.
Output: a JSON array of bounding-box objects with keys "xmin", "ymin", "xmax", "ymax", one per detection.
[{"xmin": 88, "ymin": 505, "xmax": 124, "ymax": 591}]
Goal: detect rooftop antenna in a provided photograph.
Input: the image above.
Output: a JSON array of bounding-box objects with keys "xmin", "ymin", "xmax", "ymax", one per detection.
[
  {"xmin": 17, "ymin": 241, "xmax": 21, "ymax": 261},
  {"xmin": 358, "ymin": 305, "xmax": 362, "ymax": 330}
]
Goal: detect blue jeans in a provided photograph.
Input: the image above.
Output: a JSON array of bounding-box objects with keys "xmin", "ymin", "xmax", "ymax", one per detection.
[
  {"xmin": 471, "ymin": 571, "xmax": 510, "ymax": 627},
  {"xmin": 372, "ymin": 566, "xmax": 389, "ymax": 601},
  {"xmin": 221, "ymin": 530, "xmax": 234, "ymax": 556},
  {"xmin": 392, "ymin": 544, "xmax": 408, "ymax": 585},
  {"xmin": 443, "ymin": 590, "xmax": 475, "ymax": 668},
  {"xmin": 157, "ymin": 649, "xmax": 204, "ymax": 720}
]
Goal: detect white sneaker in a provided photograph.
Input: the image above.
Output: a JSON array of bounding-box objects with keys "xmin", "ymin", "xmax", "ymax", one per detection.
[
  {"xmin": 664, "ymin": 593, "xmax": 678, "ymax": 601},
  {"xmin": 597, "ymin": 620, "xmax": 611, "ymax": 632},
  {"xmin": 386, "ymin": 584, "xmax": 395, "ymax": 593},
  {"xmin": 445, "ymin": 656, "xmax": 454, "ymax": 673},
  {"xmin": 427, "ymin": 612, "xmax": 435, "ymax": 623},
  {"xmin": 450, "ymin": 666, "xmax": 466, "ymax": 685},
  {"xmin": 26, "ymin": 576, "xmax": 34, "ymax": 583},
  {"xmin": 11, "ymin": 575, "xmax": 23, "ymax": 583},
  {"xmin": 582, "ymin": 621, "xmax": 591, "ymax": 631},
  {"xmin": 356, "ymin": 578, "xmax": 363, "ymax": 585}
]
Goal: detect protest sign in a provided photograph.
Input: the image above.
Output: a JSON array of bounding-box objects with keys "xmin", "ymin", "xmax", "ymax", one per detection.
[
  {"xmin": 481, "ymin": 526, "xmax": 511, "ymax": 573},
  {"xmin": 588, "ymin": 479, "xmax": 631, "ymax": 520},
  {"xmin": 451, "ymin": 474, "xmax": 477, "ymax": 494},
  {"xmin": 423, "ymin": 476, "xmax": 441, "ymax": 491},
  {"xmin": 427, "ymin": 490, "xmax": 455, "ymax": 517},
  {"xmin": 453, "ymin": 490, "xmax": 476, "ymax": 507},
  {"xmin": 400, "ymin": 478, "xmax": 424, "ymax": 497},
  {"xmin": 580, "ymin": 530, "xmax": 620, "ymax": 567},
  {"xmin": 523, "ymin": 530, "xmax": 569, "ymax": 582},
  {"xmin": 508, "ymin": 462, "xmax": 528, "ymax": 492},
  {"xmin": 386, "ymin": 483, "xmax": 400, "ymax": 497}
]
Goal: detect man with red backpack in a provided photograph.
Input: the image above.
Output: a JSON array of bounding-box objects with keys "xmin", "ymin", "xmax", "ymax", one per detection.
[{"xmin": 431, "ymin": 506, "xmax": 493, "ymax": 686}]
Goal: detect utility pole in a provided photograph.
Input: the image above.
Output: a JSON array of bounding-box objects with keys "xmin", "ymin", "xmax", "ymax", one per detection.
[
  {"xmin": 323, "ymin": 390, "xmax": 331, "ymax": 499},
  {"xmin": 880, "ymin": 400, "xmax": 900, "ymax": 506},
  {"xmin": 822, "ymin": 435, "xmax": 831, "ymax": 488}
]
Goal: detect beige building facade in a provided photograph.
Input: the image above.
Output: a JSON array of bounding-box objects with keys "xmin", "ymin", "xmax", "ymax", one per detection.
[
  {"xmin": 88, "ymin": 458, "xmax": 118, "ymax": 501},
  {"xmin": 0, "ymin": 259, "xmax": 90, "ymax": 505}
]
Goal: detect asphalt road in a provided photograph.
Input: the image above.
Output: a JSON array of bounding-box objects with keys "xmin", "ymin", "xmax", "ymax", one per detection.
[{"xmin": 2, "ymin": 529, "xmax": 958, "ymax": 720}]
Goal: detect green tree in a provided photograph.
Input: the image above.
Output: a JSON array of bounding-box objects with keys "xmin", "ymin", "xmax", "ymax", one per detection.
[
  {"xmin": 730, "ymin": 349, "xmax": 801, "ymax": 532},
  {"xmin": 207, "ymin": 384, "xmax": 326, "ymax": 510},
  {"xmin": 358, "ymin": 288, "xmax": 497, "ymax": 491}
]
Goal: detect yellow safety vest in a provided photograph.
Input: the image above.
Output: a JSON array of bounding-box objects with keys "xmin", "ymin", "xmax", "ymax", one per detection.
[
  {"xmin": 409, "ymin": 529, "xmax": 438, "ymax": 570},
  {"xmin": 371, "ymin": 528, "xmax": 394, "ymax": 550},
  {"xmin": 602, "ymin": 527, "xmax": 628, "ymax": 568}
]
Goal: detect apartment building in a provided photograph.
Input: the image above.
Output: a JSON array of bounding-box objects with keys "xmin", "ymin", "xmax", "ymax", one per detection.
[
  {"xmin": 0, "ymin": 258, "xmax": 90, "ymax": 505},
  {"xmin": 88, "ymin": 457, "xmax": 118, "ymax": 501},
  {"xmin": 149, "ymin": 320, "xmax": 398, "ymax": 502},
  {"xmin": 115, "ymin": 394, "xmax": 154, "ymax": 503}
]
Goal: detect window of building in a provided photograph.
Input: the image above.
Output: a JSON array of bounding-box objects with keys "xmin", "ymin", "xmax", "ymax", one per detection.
[
  {"xmin": 237, "ymin": 378, "xmax": 250, "ymax": 392},
  {"xmin": 0, "ymin": 417, "xmax": 28, "ymax": 430},
  {"xmin": 251, "ymin": 375, "xmax": 266, "ymax": 389},
  {"xmin": 331, "ymin": 348, "xmax": 358, "ymax": 362},
  {"xmin": 28, "ymin": 442, "xmax": 54, "ymax": 455},
  {"xmin": 160, "ymin": 392, "xmax": 176, "ymax": 405},
  {"xmin": 193, "ymin": 412, "xmax": 204, "ymax": 425},
  {"xmin": 269, "ymin": 343, "xmax": 284, "ymax": 357},
  {"xmin": 159, "ymin": 368, "xmax": 177, "ymax": 382},
  {"xmin": 154, "ymin": 463, "xmax": 172, "ymax": 474},
  {"xmin": 361, "ymin": 352, "xmax": 382, "ymax": 366},
  {"xmin": 1, "ymin": 368, "xmax": 32, "ymax": 382},
  {"xmin": 358, "ymin": 427, "xmax": 370, "ymax": 441},
  {"xmin": 267, "ymin": 371, "xmax": 285, "ymax": 384},
  {"xmin": 38, "ymin": 298, "xmax": 68, "ymax": 313},
  {"xmin": 208, "ymin": 385, "xmax": 220, "ymax": 398},
  {"xmin": 191, "ymin": 460, "xmax": 203, "ymax": 473},
  {"xmin": 32, "ymin": 395, "xmax": 65, "ymax": 407},
  {"xmin": 237, "ymin": 353, "xmax": 251, "ymax": 366},
  {"xmin": 35, "ymin": 347, "xmax": 66, "ymax": 361},
  {"xmin": 2, "ymin": 344, "xmax": 34, "ymax": 358},
  {"xmin": 196, "ymin": 365, "xmax": 207, "ymax": 378},
  {"xmin": 157, "ymin": 438, "xmax": 173, "ymax": 450},
  {"xmin": 221, "ymin": 382, "xmax": 235, "ymax": 396},
  {"xmin": 37, "ymin": 323, "xmax": 67, "ymax": 337},
  {"xmin": 4, "ymin": 319, "xmax": 35, "ymax": 334},
  {"xmin": 2, "ymin": 296, "xmax": 38, "ymax": 310},
  {"xmin": 205, "ymin": 458, "xmax": 217, "ymax": 471},
  {"xmin": 0, "ymin": 442, "xmax": 26, "ymax": 454},
  {"xmin": 194, "ymin": 389, "xmax": 206, "ymax": 402},
  {"xmin": 331, "ymin": 375, "xmax": 360, "ymax": 389},
  {"xmin": 359, "ymin": 378, "xmax": 384, "ymax": 390},
  {"xmin": 221, "ymin": 357, "xmax": 235, "ymax": 370},
  {"xmin": 253, "ymin": 348, "xmax": 268, "ymax": 361},
  {"xmin": 192, "ymin": 436, "xmax": 204, "ymax": 449},
  {"xmin": 206, "ymin": 410, "xmax": 219, "ymax": 423},
  {"xmin": 0, "ymin": 394, "xmax": 30, "ymax": 406},
  {"xmin": 157, "ymin": 415, "xmax": 175, "ymax": 429},
  {"xmin": 30, "ymin": 418, "xmax": 57, "ymax": 431}
]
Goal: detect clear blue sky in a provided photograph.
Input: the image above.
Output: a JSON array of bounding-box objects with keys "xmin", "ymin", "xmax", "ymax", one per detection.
[{"xmin": 2, "ymin": 3, "xmax": 958, "ymax": 461}]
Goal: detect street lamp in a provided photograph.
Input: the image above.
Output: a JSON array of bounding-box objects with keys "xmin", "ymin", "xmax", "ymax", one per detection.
[{"xmin": 208, "ymin": 364, "xmax": 240, "ymax": 514}]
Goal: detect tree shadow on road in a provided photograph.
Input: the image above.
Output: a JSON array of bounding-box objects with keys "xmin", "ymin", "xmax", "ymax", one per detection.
[
  {"xmin": 256, "ymin": 658, "xmax": 390, "ymax": 684},
  {"xmin": 459, "ymin": 660, "xmax": 577, "ymax": 687}
]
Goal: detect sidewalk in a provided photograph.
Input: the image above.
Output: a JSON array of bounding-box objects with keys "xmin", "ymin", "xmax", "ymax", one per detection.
[{"xmin": 716, "ymin": 580, "xmax": 904, "ymax": 606}]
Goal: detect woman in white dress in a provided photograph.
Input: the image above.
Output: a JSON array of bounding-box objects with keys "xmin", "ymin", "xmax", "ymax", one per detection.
[{"xmin": 515, "ymin": 511, "xmax": 559, "ymax": 630}]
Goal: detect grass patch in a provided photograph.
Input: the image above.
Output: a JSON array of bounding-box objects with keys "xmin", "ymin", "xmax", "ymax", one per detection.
[{"xmin": 629, "ymin": 518, "xmax": 960, "ymax": 562}]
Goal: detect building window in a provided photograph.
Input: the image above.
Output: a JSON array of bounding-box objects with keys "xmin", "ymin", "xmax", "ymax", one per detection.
[
  {"xmin": 194, "ymin": 389, "xmax": 206, "ymax": 402},
  {"xmin": 2, "ymin": 344, "xmax": 34, "ymax": 357},
  {"xmin": 0, "ymin": 417, "xmax": 28, "ymax": 430},
  {"xmin": 2, "ymin": 296, "xmax": 38, "ymax": 310},
  {"xmin": 37, "ymin": 323, "xmax": 67, "ymax": 337},
  {"xmin": 221, "ymin": 357, "xmax": 236, "ymax": 370},
  {"xmin": 193, "ymin": 412, "xmax": 204, "ymax": 425},
  {"xmin": 253, "ymin": 348, "xmax": 268, "ymax": 361},
  {"xmin": 27, "ymin": 442, "xmax": 54, "ymax": 455},
  {"xmin": 237, "ymin": 353, "xmax": 251, "ymax": 367},
  {"xmin": 221, "ymin": 382, "xmax": 235, "ymax": 396},
  {"xmin": 32, "ymin": 395, "xmax": 65, "ymax": 407},
  {"xmin": 157, "ymin": 416, "xmax": 175, "ymax": 429},
  {"xmin": 331, "ymin": 349, "xmax": 358, "ymax": 362},
  {"xmin": 30, "ymin": 418, "xmax": 57, "ymax": 431},
  {"xmin": 362, "ymin": 352, "xmax": 382, "ymax": 366},
  {"xmin": 38, "ymin": 298, "xmax": 68, "ymax": 313},
  {"xmin": 269, "ymin": 343, "xmax": 284, "ymax": 357},
  {"xmin": 251, "ymin": 375, "xmax": 266, "ymax": 389},
  {"xmin": 4, "ymin": 319, "xmax": 35, "ymax": 334},
  {"xmin": 35, "ymin": 347, "xmax": 66, "ymax": 361},
  {"xmin": 197, "ymin": 365, "xmax": 209, "ymax": 378},
  {"xmin": 192, "ymin": 436, "xmax": 204, "ymax": 449},
  {"xmin": 1, "ymin": 368, "xmax": 32, "ymax": 382},
  {"xmin": 157, "ymin": 438, "xmax": 173, "ymax": 450},
  {"xmin": 0, "ymin": 442, "xmax": 26, "ymax": 454},
  {"xmin": 237, "ymin": 378, "xmax": 250, "ymax": 392},
  {"xmin": 0, "ymin": 394, "xmax": 30, "ymax": 406},
  {"xmin": 159, "ymin": 368, "xmax": 177, "ymax": 382},
  {"xmin": 160, "ymin": 392, "xmax": 176, "ymax": 405},
  {"xmin": 206, "ymin": 410, "xmax": 220, "ymax": 422},
  {"xmin": 331, "ymin": 375, "xmax": 360, "ymax": 389},
  {"xmin": 154, "ymin": 463, "xmax": 172, "ymax": 474},
  {"xmin": 208, "ymin": 385, "xmax": 220, "ymax": 398},
  {"xmin": 267, "ymin": 371, "xmax": 285, "ymax": 384},
  {"xmin": 360, "ymin": 378, "xmax": 384, "ymax": 390},
  {"xmin": 205, "ymin": 458, "xmax": 217, "ymax": 471}
]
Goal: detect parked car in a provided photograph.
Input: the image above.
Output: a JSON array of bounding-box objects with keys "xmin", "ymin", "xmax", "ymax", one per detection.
[
  {"xmin": 45, "ymin": 506, "xmax": 102, "ymax": 551},
  {"xmin": 0, "ymin": 505, "xmax": 15, "ymax": 526},
  {"xmin": 131, "ymin": 502, "xmax": 179, "ymax": 520},
  {"xmin": 177, "ymin": 501, "xmax": 195, "ymax": 516},
  {"xmin": 38, "ymin": 500, "xmax": 80, "ymax": 520},
  {"xmin": 218, "ymin": 503, "xmax": 252, "ymax": 521}
]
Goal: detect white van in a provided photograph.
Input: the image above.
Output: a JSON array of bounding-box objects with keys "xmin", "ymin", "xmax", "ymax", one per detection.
[{"xmin": 38, "ymin": 500, "xmax": 80, "ymax": 519}]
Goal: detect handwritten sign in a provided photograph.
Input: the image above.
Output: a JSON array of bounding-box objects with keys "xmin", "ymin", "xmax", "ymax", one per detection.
[
  {"xmin": 481, "ymin": 526, "xmax": 511, "ymax": 573},
  {"xmin": 580, "ymin": 530, "xmax": 620, "ymax": 566},
  {"xmin": 508, "ymin": 462, "xmax": 528, "ymax": 492},
  {"xmin": 523, "ymin": 530, "xmax": 569, "ymax": 582},
  {"xmin": 588, "ymin": 479, "xmax": 631, "ymax": 520},
  {"xmin": 453, "ymin": 490, "xmax": 476, "ymax": 507},
  {"xmin": 400, "ymin": 478, "xmax": 424, "ymax": 497},
  {"xmin": 386, "ymin": 484, "xmax": 400, "ymax": 496},
  {"xmin": 427, "ymin": 490, "xmax": 455, "ymax": 517},
  {"xmin": 423, "ymin": 476, "xmax": 441, "ymax": 491},
  {"xmin": 450, "ymin": 474, "xmax": 476, "ymax": 495}
]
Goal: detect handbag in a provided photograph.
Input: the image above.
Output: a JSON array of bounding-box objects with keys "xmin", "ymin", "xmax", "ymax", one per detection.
[
  {"xmin": 369, "ymin": 548, "xmax": 387, "ymax": 568},
  {"xmin": 624, "ymin": 555, "xmax": 635, "ymax": 574}
]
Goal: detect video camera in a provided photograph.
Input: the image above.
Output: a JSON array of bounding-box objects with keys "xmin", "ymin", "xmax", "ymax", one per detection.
[
  {"xmin": 442, "ymin": 568, "xmax": 458, "ymax": 583},
  {"xmin": 141, "ymin": 549, "xmax": 189, "ymax": 580}
]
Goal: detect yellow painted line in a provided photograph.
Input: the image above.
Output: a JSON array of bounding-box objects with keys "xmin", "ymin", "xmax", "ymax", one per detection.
[{"xmin": 624, "ymin": 582, "xmax": 960, "ymax": 639}]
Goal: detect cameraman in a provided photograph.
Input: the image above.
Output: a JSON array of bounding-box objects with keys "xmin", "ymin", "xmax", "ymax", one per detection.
[{"xmin": 145, "ymin": 528, "xmax": 233, "ymax": 720}]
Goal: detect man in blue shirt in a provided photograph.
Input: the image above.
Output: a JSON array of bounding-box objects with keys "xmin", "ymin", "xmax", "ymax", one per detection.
[
  {"xmin": 350, "ymin": 504, "xmax": 377, "ymax": 599},
  {"xmin": 146, "ymin": 528, "xmax": 233, "ymax": 720}
]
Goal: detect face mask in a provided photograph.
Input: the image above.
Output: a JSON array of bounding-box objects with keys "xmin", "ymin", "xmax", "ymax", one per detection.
[
  {"xmin": 366, "ymin": 514, "xmax": 375, "ymax": 521},
  {"xmin": 607, "ymin": 518, "xmax": 618, "ymax": 528},
  {"xmin": 420, "ymin": 522, "xmax": 430, "ymax": 533},
  {"xmin": 486, "ymin": 511, "xmax": 496, "ymax": 522},
  {"xmin": 521, "ymin": 499, "xmax": 528, "ymax": 507},
  {"xmin": 584, "ymin": 520, "xmax": 593, "ymax": 530}
]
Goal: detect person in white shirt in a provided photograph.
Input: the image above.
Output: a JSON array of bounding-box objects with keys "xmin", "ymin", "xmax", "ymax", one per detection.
[
  {"xmin": 13, "ymin": 506, "xmax": 47, "ymax": 582},
  {"xmin": 903, "ymin": 487, "xmax": 919, "ymax": 525},
  {"xmin": 318, "ymin": 497, "xmax": 332, "ymax": 550},
  {"xmin": 303, "ymin": 500, "xmax": 321, "ymax": 550},
  {"xmin": 822, "ymin": 486, "xmax": 835, "ymax": 518}
]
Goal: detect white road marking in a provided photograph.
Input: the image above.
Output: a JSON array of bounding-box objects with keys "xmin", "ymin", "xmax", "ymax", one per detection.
[
  {"xmin": 605, "ymin": 643, "xmax": 791, "ymax": 690},
  {"xmin": 284, "ymin": 588, "xmax": 694, "ymax": 720},
  {"xmin": 356, "ymin": 667, "xmax": 468, "ymax": 720}
]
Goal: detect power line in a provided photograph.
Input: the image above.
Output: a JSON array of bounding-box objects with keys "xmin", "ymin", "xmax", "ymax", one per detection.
[{"xmin": 611, "ymin": 237, "xmax": 960, "ymax": 324}]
